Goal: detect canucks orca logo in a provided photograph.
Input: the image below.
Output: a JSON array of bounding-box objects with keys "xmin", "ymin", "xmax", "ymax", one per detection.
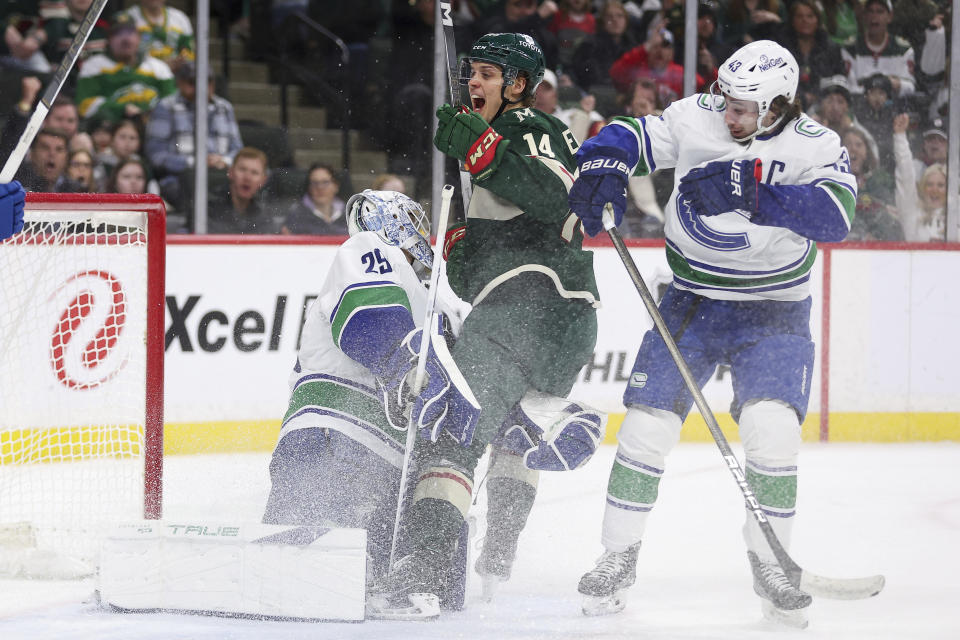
[
  {"xmin": 795, "ymin": 118, "xmax": 826, "ymax": 138},
  {"xmin": 676, "ymin": 193, "xmax": 751, "ymax": 251},
  {"xmin": 630, "ymin": 372, "xmax": 648, "ymax": 388}
]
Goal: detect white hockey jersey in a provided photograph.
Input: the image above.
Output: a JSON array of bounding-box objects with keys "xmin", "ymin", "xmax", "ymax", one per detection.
[
  {"xmin": 612, "ymin": 94, "xmax": 857, "ymax": 301},
  {"xmin": 276, "ymin": 232, "xmax": 460, "ymax": 468}
]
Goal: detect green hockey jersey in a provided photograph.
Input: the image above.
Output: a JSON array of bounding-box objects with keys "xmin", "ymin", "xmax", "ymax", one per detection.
[{"xmin": 446, "ymin": 106, "xmax": 600, "ymax": 308}]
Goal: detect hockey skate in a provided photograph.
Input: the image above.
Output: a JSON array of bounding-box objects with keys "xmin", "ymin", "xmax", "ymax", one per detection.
[
  {"xmin": 747, "ymin": 551, "xmax": 812, "ymax": 629},
  {"xmin": 366, "ymin": 550, "xmax": 445, "ymax": 621},
  {"xmin": 578, "ymin": 543, "xmax": 640, "ymax": 616},
  {"xmin": 474, "ymin": 534, "xmax": 516, "ymax": 603}
]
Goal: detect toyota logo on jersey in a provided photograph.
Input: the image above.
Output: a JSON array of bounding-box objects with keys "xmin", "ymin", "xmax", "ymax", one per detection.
[{"xmin": 49, "ymin": 270, "xmax": 129, "ymax": 390}]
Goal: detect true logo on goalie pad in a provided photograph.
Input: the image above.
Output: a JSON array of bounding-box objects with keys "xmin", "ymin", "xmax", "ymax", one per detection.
[{"xmin": 166, "ymin": 524, "xmax": 240, "ymax": 537}]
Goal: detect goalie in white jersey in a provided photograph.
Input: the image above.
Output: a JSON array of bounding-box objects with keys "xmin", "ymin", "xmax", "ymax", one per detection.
[
  {"xmin": 568, "ymin": 40, "xmax": 855, "ymax": 627},
  {"xmin": 263, "ymin": 190, "xmax": 605, "ymax": 615}
]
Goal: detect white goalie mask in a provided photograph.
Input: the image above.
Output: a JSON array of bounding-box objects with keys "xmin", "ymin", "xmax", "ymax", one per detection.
[
  {"xmin": 713, "ymin": 40, "xmax": 799, "ymax": 141},
  {"xmin": 346, "ymin": 190, "xmax": 433, "ymax": 269}
]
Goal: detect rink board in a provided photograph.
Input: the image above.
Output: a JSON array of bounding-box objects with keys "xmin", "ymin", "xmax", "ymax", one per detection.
[
  {"xmin": 8, "ymin": 236, "xmax": 959, "ymax": 462},
  {"xmin": 157, "ymin": 237, "xmax": 959, "ymax": 448}
]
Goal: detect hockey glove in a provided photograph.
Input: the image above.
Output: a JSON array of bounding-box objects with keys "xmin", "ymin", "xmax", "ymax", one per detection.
[
  {"xmin": 495, "ymin": 392, "xmax": 606, "ymax": 472},
  {"xmin": 434, "ymin": 104, "xmax": 508, "ymax": 180},
  {"xmin": 678, "ymin": 158, "xmax": 762, "ymax": 217},
  {"xmin": 443, "ymin": 223, "xmax": 466, "ymax": 260},
  {"xmin": 377, "ymin": 319, "xmax": 481, "ymax": 446},
  {"xmin": 568, "ymin": 144, "xmax": 632, "ymax": 237},
  {"xmin": 0, "ymin": 180, "xmax": 25, "ymax": 241}
]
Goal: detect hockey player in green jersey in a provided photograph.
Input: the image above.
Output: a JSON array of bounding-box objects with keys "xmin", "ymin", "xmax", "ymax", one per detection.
[{"xmin": 367, "ymin": 33, "xmax": 603, "ymax": 617}]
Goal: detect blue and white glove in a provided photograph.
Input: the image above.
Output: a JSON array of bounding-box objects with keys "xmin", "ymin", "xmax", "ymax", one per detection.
[
  {"xmin": 376, "ymin": 318, "xmax": 481, "ymax": 446},
  {"xmin": 568, "ymin": 143, "xmax": 632, "ymax": 237},
  {"xmin": 678, "ymin": 158, "xmax": 763, "ymax": 217},
  {"xmin": 0, "ymin": 181, "xmax": 26, "ymax": 241},
  {"xmin": 495, "ymin": 394, "xmax": 606, "ymax": 471}
]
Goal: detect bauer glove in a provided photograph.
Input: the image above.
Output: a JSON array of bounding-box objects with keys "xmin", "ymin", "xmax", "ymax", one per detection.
[
  {"xmin": 0, "ymin": 180, "xmax": 25, "ymax": 241},
  {"xmin": 678, "ymin": 158, "xmax": 762, "ymax": 217},
  {"xmin": 568, "ymin": 143, "xmax": 632, "ymax": 237},
  {"xmin": 434, "ymin": 104, "xmax": 508, "ymax": 180}
]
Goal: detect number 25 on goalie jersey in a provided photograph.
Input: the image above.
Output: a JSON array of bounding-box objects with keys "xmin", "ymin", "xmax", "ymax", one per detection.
[{"xmin": 278, "ymin": 232, "xmax": 450, "ymax": 469}]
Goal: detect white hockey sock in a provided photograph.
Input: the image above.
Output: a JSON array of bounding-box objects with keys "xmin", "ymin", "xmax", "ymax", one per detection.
[
  {"xmin": 738, "ymin": 400, "xmax": 801, "ymax": 561},
  {"xmin": 601, "ymin": 406, "xmax": 681, "ymax": 552}
]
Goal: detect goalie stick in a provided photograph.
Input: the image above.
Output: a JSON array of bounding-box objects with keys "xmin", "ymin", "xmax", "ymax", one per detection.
[
  {"xmin": 601, "ymin": 205, "xmax": 885, "ymax": 601},
  {"xmin": 387, "ymin": 183, "xmax": 456, "ymax": 572},
  {"xmin": 438, "ymin": 1, "xmax": 473, "ymax": 214},
  {"xmin": 0, "ymin": 0, "xmax": 110, "ymax": 182}
]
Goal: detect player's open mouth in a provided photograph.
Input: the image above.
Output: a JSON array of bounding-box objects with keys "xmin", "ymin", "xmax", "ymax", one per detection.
[{"xmin": 471, "ymin": 96, "xmax": 485, "ymax": 111}]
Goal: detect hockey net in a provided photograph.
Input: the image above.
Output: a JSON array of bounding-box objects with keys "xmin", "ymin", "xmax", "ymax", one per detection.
[{"xmin": 0, "ymin": 194, "xmax": 165, "ymax": 578}]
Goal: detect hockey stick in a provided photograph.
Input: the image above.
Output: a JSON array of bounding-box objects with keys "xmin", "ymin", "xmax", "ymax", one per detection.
[
  {"xmin": 601, "ymin": 205, "xmax": 884, "ymax": 600},
  {"xmin": 0, "ymin": 0, "xmax": 109, "ymax": 182},
  {"xmin": 387, "ymin": 184, "xmax": 456, "ymax": 571},
  {"xmin": 438, "ymin": 1, "xmax": 473, "ymax": 214}
]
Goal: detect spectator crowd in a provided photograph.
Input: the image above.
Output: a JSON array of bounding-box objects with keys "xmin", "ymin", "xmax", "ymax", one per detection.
[{"xmin": 0, "ymin": 0, "xmax": 953, "ymax": 241}]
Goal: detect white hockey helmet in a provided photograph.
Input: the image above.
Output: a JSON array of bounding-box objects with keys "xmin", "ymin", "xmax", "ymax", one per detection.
[
  {"xmin": 346, "ymin": 190, "xmax": 433, "ymax": 269},
  {"xmin": 715, "ymin": 40, "xmax": 799, "ymax": 140}
]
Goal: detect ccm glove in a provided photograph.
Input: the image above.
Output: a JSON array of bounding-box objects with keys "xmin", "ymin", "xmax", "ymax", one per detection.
[
  {"xmin": 568, "ymin": 144, "xmax": 632, "ymax": 237},
  {"xmin": 0, "ymin": 180, "xmax": 25, "ymax": 240},
  {"xmin": 678, "ymin": 158, "xmax": 762, "ymax": 217},
  {"xmin": 434, "ymin": 104, "xmax": 508, "ymax": 179},
  {"xmin": 376, "ymin": 317, "xmax": 481, "ymax": 446}
]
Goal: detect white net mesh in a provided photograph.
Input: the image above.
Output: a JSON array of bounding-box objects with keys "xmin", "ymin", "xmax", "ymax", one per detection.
[{"xmin": 0, "ymin": 208, "xmax": 154, "ymax": 573}]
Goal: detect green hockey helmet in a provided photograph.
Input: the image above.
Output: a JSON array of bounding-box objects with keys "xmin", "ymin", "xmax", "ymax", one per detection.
[{"xmin": 460, "ymin": 33, "xmax": 546, "ymax": 95}]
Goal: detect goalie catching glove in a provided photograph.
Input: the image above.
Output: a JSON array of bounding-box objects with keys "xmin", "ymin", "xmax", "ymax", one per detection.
[
  {"xmin": 678, "ymin": 158, "xmax": 762, "ymax": 217},
  {"xmin": 434, "ymin": 104, "xmax": 508, "ymax": 180},
  {"xmin": 375, "ymin": 315, "xmax": 481, "ymax": 446},
  {"xmin": 493, "ymin": 392, "xmax": 606, "ymax": 471}
]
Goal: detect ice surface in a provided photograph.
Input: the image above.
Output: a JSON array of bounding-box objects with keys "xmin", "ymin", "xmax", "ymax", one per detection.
[{"xmin": 1, "ymin": 442, "xmax": 958, "ymax": 639}]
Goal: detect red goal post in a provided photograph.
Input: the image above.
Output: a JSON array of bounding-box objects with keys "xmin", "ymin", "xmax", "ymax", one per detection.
[{"xmin": 0, "ymin": 194, "xmax": 165, "ymax": 576}]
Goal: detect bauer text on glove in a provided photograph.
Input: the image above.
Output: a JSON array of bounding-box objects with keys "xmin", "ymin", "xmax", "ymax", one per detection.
[
  {"xmin": 678, "ymin": 158, "xmax": 762, "ymax": 217},
  {"xmin": 568, "ymin": 130, "xmax": 638, "ymax": 236}
]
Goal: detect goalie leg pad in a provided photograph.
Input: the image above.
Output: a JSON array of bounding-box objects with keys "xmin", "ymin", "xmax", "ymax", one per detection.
[
  {"xmin": 495, "ymin": 391, "xmax": 607, "ymax": 472},
  {"xmin": 98, "ymin": 522, "xmax": 367, "ymax": 621}
]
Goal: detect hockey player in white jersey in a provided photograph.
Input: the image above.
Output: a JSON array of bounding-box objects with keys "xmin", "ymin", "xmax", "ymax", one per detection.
[
  {"xmin": 0, "ymin": 180, "xmax": 25, "ymax": 240},
  {"xmin": 261, "ymin": 189, "xmax": 475, "ymax": 589},
  {"xmin": 263, "ymin": 190, "xmax": 606, "ymax": 617},
  {"xmin": 567, "ymin": 40, "xmax": 856, "ymax": 627}
]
